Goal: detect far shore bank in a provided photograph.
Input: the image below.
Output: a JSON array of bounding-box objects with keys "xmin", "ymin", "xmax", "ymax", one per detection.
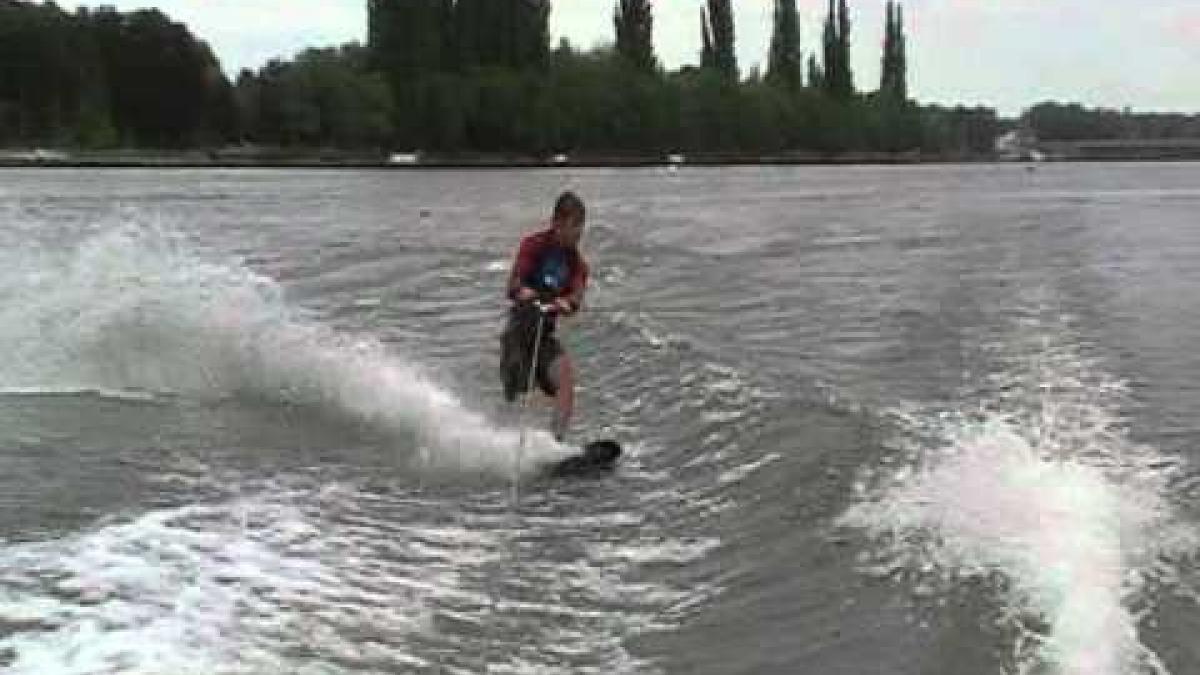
[
  {"xmin": 3, "ymin": 142, "xmax": 1200, "ymax": 169},
  {"xmin": 0, "ymin": 149, "xmax": 962, "ymax": 169}
]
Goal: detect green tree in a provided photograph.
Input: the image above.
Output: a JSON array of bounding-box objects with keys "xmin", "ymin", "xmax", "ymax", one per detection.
[
  {"xmin": 614, "ymin": 0, "xmax": 656, "ymax": 72},
  {"xmin": 676, "ymin": 67, "xmax": 739, "ymax": 151},
  {"xmin": 767, "ymin": 0, "xmax": 802, "ymax": 90},
  {"xmin": 820, "ymin": 0, "xmax": 854, "ymax": 98},
  {"xmin": 700, "ymin": 8, "xmax": 715, "ymax": 69},
  {"xmin": 367, "ymin": 0, "xmax": 451, "ymax": 74},
  {"xmin": 1023, "ymin": 102, "xmax": 1126, "ymax": 141},
  {"xmin": 238, "ymin": 44, "xmax": 393, "ymax": 148},
  {"xmin": 73, "ymin": 6, "xmax": 233, "ymax": 147},
  {"xmin": 875, "ymin": 2, "xmax": 916, "ymax": 151},
  {"xmin": 702, "ymin": 0, "xmax": 737, "ymax": 80},
  {"xmin": 807, "ymin": 54, "xmax": 824, "ymax": 92},
  {"xmin": 0, "ymin": 1, "xmax": 91, "ymax": 143},
  {"xmin": 455, "ymin": 0, "xmax": 548, "ymax": 70},
  {"xmin": 512, "ymin": 0, "xmax": 551, "ymax": 70},
  {"xmin": 544, "ymin": 46, "xmax": 671, "ymax": 153},
  {"xmin": 919, "ymin": 105, "xmax": 998, "ymax": 155},
  {"xmin": 836, "ymin": 0, "xmax": 854, "ymax": 97},
  {"xmin": 820, "ymin": 0, "xmax": 838, "ymax": 97},
  {"xmin": 879, "ymin": 1, "xmax": 907, "ymax": 102}
]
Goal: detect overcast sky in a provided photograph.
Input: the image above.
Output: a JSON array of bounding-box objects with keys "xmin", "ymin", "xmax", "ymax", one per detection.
[{"xmin": 87, "ymin": 0, "xmax": 1200, "ymax": 116}]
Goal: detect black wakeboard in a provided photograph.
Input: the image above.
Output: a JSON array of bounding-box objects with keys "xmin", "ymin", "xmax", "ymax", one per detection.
[{"xmin": 546, "ymin": 439, "xmax": 623, "ymax": 478}]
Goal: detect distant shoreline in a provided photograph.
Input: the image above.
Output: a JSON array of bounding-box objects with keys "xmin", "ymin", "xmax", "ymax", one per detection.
[
  {"xmin": 2, "ymin": 145, "xmax": 1199, "ymax": 169},
  {"xmin": 0, "ymin": 150, "xmax": 953, "ymax": 169}
]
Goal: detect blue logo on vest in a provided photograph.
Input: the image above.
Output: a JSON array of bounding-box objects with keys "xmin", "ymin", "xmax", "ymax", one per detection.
[{"xmin": 538, "ymin": 249, "xmax": 569, "ymax": 291}]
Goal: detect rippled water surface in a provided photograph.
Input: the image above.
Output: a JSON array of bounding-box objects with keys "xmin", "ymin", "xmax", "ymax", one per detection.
[{"xmin": 1, "ymin": 164, "xmax": 1199, "ymax": 674}]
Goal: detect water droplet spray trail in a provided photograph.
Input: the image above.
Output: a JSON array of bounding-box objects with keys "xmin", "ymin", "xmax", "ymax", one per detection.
[
  {"xmin": 838, "ymin": 318, "xmax": 1199, "ymax": 675},
  {"xmin": 0, "ymin": 222, "xmax": 571, "ymax": 476},
  {"xmin": 0, "ymin": 220, "xmax": 586, "ymax": 672}
]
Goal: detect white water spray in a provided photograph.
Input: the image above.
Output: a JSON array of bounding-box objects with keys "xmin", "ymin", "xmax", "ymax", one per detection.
[
  {"xmin": 839, "ymin": 330, "xmax": 1197, "ymax": 674},
  {"xmin": 0, "ymin": 223, "xmax": 569, "ymax": 476}
]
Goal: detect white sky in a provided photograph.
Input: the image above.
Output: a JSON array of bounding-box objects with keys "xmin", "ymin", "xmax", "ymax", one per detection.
[{"xmin": 82, "ymin": 0, "xmax": 1200, "ymax": 116}]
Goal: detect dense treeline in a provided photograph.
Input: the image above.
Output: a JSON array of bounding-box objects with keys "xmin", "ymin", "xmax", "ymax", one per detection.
[
  {"xmin": 234, "ymin": 45, "xmax": 394, "ymax": 148},
  {"xmin": 1024, "ymin": 102, "xmax": 1200, "ymax": 142},
  {"xmin": 356, "ymin": 0, "xmax": 971, "ymax": 157},
  {"xmin": 0, "ymin": 0, "xmax": 1002, "ymax": 157},
  {"xmin": 0, "ymin": 0, "xmax": 233, "ymax": 147}
]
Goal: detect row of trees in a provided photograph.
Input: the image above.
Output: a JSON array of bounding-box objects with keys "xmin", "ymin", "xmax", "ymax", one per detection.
[
  {"xmin": 0, "ymin": 0, "xmax": 1002, "ymax": 156},
  {"xmin": 357, "ymin": 0, "xmax": 950, "ymax": 155},
  {"xmin": 1023, "ymin": 102, "xmax": 1200, "ymax": 142},
  {"xmin": 234, "ymin": 45, "xmax": 394, "ymax": 148},
  {"xmin": 0, "ymin": 0, "xmax": 233, "ymax": 147}
]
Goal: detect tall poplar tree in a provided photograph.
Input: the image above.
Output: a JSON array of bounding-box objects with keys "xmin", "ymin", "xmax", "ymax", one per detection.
[
  {"xmin": 702, "ymin": 0, "xmax": 737, "ymax": 79},
  {"xmin": 767, "ymin": 0, "xmax": 802, "ymax": 90},
  {"xmin": 820, "ymin": 0, "xmax": 855, "ymax": 98},
  {"xmin": 512, "ymin": 0, "xmax": 550, "ymax": 69},
  {"xmin": 896, "ymin": 5, "xmax": 908, "ymax": 101},
  {"xmin": 880, "ymin": 1, "xmax": 895, "ymax": 96},
  {"xmin": 834, "ymin": 0, "xmax": 854, "ymax": 97},
  {"xmin": 700, "ymin": 7, "xmax": 715, "ymax": 69},
  {"xmin": 878, "ymin": 2, "xmax": 914, "ymax": 150},
  {"xmin": 614, "ymin": 0, "xmax": 656, "ymax": 72},
  {"xmin": 807, "ymin": 54, "xmax": 824, "ymax": 91},
  {"xmin": 821, "ymin": 0, "xmax": 838, "ymax": 96}
]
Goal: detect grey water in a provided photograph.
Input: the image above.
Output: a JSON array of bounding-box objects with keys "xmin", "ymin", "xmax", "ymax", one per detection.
[{"xmin": 0, "ymin": 163, "xmax": 1198, "ymax": 674}]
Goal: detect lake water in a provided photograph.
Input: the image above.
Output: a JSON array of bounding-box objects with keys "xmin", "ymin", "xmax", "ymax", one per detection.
[{"xmin": 0, "ymin": 163, "xmax": 1198, "ymax": 674}]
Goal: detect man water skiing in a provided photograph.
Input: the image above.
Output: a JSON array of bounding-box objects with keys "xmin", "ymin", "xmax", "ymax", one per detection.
[{"xmin": 500, "ymin": 191, "xmax": 588, "ymax": 442}]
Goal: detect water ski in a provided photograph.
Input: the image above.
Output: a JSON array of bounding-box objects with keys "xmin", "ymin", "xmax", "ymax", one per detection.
[{"xmin": 546, "ymin": 439, "xmax": 622, "ymax": 478}]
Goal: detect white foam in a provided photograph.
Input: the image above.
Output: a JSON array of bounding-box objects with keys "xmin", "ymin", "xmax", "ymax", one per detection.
[
  {"xmin": 843, "ymin": 423, "xmax": 1176, "ymax": 673},
  {"xmin": 0, "ymin": 497, "xmax": 433, "ymax": 674},
  {"xmin": 839, "ymin": 329, "xmax": 1198, "ymax": 674},
  {"xmin": 0, "ymin": 223, "xmax": 569, "ymax": 476}
]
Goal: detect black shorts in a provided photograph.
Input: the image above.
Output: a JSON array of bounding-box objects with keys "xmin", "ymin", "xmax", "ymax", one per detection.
[{"xmin": 500, "ymin": 303, "xmax": 563, "ymax": 401}]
